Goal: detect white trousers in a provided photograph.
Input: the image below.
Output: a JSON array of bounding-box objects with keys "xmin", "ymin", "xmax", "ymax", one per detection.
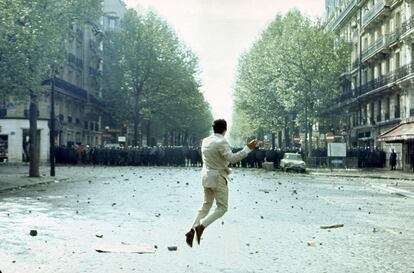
[{"xmin": 192, "ymin": 176, "xmax": 228, "ymax": 228}]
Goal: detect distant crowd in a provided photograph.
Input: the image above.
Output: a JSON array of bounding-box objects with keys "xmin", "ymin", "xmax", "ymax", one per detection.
[{"xmin": 55, "ymin": 145, "xmax": 387, "ymax": 169}]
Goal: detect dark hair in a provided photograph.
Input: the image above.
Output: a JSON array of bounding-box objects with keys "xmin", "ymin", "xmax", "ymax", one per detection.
[{"xmin": 212, "ymin": 119, "xmax": 227, "ymax": 134}]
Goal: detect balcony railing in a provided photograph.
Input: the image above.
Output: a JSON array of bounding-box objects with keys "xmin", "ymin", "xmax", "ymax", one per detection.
[
  {"xmin": 326, "ymin": 0, "xmax": 357, "ymax": 31},
  {"xmin": 337, "ymin": 62, "xmax": 414, "ymax": 104},
  {"xmin": 361, "ymin": 36, "xmax": 386, "ymax": 61},
  {"xmin": 386, "ymin": 28, "xmax": 400, "ymax": 45},
  {"xmin": 55, "ymin": 77, "xmax": 87, "ymax": 99},
  {"xmin": 362, "ymin": 0, "xmax": 391, "ymax": 27},
  {"xmin": 401, "ymin": 15, "xmax": 414, "ymax": 36}
]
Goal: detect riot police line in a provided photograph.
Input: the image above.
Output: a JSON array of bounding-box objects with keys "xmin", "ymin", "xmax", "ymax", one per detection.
[
  {"xmin": 55, "ymin": 145, "xmax": 291, "ymax": 168},
  {"xmin": 55, "ymin": 145, "xmax": 386, "ymax": 169}
]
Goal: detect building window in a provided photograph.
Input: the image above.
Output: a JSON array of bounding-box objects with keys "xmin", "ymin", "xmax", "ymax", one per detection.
[
  {"xmin": 84, "ymin": 121, "xmax": 88, "ymax": 130},
  {"xmin": 385, "ymin": 97, "xmax": 390, "ymax": 120},
  {"xmin": 377, "ymin": 100, "xmax": 382, "ymax": 122},
  {"xmin": 395, "ymin": 94, "xmax": 400, "ymax": 118}
]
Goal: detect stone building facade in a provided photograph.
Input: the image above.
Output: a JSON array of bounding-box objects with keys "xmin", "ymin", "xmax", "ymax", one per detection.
[
  {"xmin": 325, "ymin": 0, "xmax": 414, "ymax": 170},
  {"xmin": 0, "ymin": 0, "xmax": 125, "ymax": 163}
]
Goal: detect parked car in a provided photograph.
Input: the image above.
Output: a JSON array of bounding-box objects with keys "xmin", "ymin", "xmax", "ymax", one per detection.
[{"xmin": 280, "ymin": 153, "xmax": 306, "ymax": 172}]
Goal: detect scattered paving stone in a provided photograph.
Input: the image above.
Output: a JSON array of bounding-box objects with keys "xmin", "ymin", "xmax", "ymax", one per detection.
[
  {"xmin": 168, "ymin": 246, "xmax": 178, "ymax": 251},
  {"xmin": 307, "ymin": 241, "xmax": 316, "ymax": 247},
  {"xmin": 30, "ymin": 230, "xmax": 38, "ymax": 236},
  {"xmin": 112, "ymin": 203, "xmax": 117, "ymax": 207},
  {"xmin": 96, "ymin": 235, "xmax": 103, "ymax": 238},
  {"xmin": 320, "ymin": 224, "xmax": 344, "ymax": 229},
  {"xmin": 260, "ymin": 216, "xmax": 264, "ymax": 219}
]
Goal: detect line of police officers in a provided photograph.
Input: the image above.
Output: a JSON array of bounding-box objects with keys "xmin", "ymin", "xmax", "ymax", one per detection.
[
  {"xmin": 55, "ymin": 145, "xmax": 290, "ymax": 168},
  {"xmin": 55, "ymin": 145, "xmax": 386, "ymax": 169}
]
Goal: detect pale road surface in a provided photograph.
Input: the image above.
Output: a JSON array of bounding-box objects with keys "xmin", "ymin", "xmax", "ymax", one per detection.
[{"xmin": 0, "ymin": 166, "xmax": 413, "ymax": 273}]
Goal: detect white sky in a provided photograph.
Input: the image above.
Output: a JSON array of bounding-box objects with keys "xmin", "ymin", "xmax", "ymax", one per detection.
[{"xmin": 124, "ymin": 0, "xmax": 325, "ymax": 127}]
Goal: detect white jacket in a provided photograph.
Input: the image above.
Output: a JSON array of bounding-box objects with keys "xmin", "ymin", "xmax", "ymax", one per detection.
[{"xmin": 201, "ymin": 133, "xmax": 251, "ymax": 188}]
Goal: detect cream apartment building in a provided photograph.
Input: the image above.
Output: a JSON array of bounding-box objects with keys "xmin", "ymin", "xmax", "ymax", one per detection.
[
  {"xmin": 0, "ymin": 0, "xmax": 126, "ymax": 163},
  {"xmin": 326, "ymin": 0, "xmax": 414, "ymax": 170}
]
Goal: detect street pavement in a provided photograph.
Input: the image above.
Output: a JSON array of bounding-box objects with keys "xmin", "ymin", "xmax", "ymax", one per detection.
[{"xmin": 0, "ymin": 165, "xmax": 413, "ymax": 273}]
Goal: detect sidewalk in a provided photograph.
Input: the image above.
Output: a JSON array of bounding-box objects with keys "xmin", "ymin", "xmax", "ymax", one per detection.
[
  {"xmin": 0, "ymin": 164, "xmax": 67, "ymax": 193},
  {"xmin": 308, "ymin": 168, "xmax": 414, "ymax": 181},
  {"xmin": 308, "ymin": 167, "xmax": 414, "ymax": 199}
]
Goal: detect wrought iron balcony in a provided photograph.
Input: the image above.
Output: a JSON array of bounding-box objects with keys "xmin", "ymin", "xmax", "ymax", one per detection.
[
  {"xmin": 386, "ymin": 28, "xmax": 400, "ymax": 45},
  {"xmin": 361, "ymin": 36, "xmax": 386, "ymax": 62},
  {"xmin": 362, "ymin": 0, "xmax": 391, "ymax": 28},
  {"xmin": 401, "ymin": 15, "xmax": 414, "ymax": 36},
  {"xmin": 336, "ymin": 63, "xmax": 414, "ymax": 105},
  {"xmin": 55, "ymin": 77, "xmax": 87, "ymax": 99},
  {"xmin": 326, "ymin": 0, "xmax": 358, "ymax": 31}
]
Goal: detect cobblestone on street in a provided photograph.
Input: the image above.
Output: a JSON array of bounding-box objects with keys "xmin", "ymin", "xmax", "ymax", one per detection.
[{"xmin": 0, "ymin": 166, "xmax": 413, "ymax": 273}]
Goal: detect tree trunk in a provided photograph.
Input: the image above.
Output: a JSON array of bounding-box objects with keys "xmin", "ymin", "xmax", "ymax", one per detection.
[
  {"xmin": 133, "ymin": 118, "xmax": 139, "ymax": 147},
  {"xmin": 304, "ymin": 101, "xmax": 309, "ymax": 156},
  {"xmin": 308, "ymin": 121, "xmax": 313, "ymax": 158},
  {"xmin": 146, "ymin": 119, "xmax": 151, "ymax": 146},
  {"xmin": 29, "ymin": 92, "xmax": 40, "ymax": 177}
]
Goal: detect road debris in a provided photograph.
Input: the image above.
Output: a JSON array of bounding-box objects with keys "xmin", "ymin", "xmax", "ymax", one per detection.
[
  {"xmin": 320, "ymin": 224, "xmax": 344, "ymax": 229},
  {"xmin": 30, "ymin": 230, "xmax": 38, "ymax": 236}
]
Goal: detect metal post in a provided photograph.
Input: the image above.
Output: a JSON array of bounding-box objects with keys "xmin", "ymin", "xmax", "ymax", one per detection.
[{"xmin": 50, "ymin": 75, "xmax": 56, "ymax": 176}]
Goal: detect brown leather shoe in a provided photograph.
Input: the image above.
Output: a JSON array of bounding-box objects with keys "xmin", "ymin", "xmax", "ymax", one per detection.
[
  {"xmin": 185, "ymin": 228, "xmax": 195, "ymax": 247},
  {"xmin": 195, "ymin": 224, "xmax": 205, "ymax": 245}
]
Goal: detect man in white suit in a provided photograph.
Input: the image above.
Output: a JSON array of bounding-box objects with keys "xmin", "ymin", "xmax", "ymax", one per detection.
[{"xmin": 186, "ymin": 119, "xmax": 257, "ymax": 247}]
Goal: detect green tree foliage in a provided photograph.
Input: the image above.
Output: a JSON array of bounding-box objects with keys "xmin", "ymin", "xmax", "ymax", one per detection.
[
  {"xmin": 232, "ymin": 10, "xmax": 348, "ymax": 154},
  {"xmin": 102, "ymin": 9, "xmax": 212, "ymax": 146},
  {"xmin": 0, "ymin": 0, "xmax": 102, "ymax": 176}
]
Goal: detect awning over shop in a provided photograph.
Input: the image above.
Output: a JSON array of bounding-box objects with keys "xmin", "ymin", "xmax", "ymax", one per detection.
[{"xmin": 378, "ymin": 122, "xmax": 414, "ymax": 142}]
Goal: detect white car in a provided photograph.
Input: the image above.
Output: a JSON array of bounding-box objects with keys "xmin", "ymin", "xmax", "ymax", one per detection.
[{"xmin": 280, "ymin": 153, "xmax": 306, "ymax": 173}]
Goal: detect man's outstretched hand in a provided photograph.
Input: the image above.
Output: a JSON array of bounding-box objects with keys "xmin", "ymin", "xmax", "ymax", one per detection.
[{"xmin": 247, "ymin": 139, "xmax": 258, "ymax": 150}]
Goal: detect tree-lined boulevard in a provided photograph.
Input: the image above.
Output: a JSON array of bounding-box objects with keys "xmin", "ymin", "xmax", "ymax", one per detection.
[{"xmin": 1, "ymin": 1, "xmax": 414, "ymax": 272}]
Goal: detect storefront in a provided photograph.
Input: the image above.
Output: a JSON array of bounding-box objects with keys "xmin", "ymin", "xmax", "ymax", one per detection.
[
  {"xmin": 378, "ymin": 122, "xmax": 414, "ymax": 171},
  {"xmin": 0, "ymin": 119, "xmax": 49, "ymax": 163}
]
